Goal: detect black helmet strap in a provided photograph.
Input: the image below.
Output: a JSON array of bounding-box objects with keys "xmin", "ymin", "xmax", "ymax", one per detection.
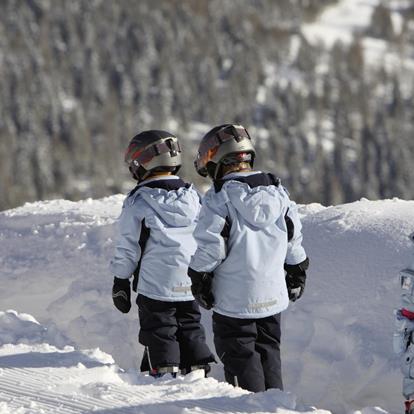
[{"xmin": 129, "ymin": 164, "xmax": 149, "ymax": 182}]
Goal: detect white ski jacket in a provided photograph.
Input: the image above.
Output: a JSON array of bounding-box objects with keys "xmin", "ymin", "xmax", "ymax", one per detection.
[
  {"xmin": 189, "ymin": 171, "xmax": 307, "ymax": 318},
  {"xmin": 110, "ymin": 176, "xmax": 200, "ymax": 302}
]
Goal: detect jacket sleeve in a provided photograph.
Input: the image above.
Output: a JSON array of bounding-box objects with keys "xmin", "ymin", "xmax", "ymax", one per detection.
[
  {"xmin": 189, "ymin": 196, "xmax": 228, "ymax": 273},
  {"xmin": 285, "ymin": 199, "xmax": 307, "ymax": 265},
  {"xmin": 110, "ymin": 198, "xmax": 143, "ymax": 279}
]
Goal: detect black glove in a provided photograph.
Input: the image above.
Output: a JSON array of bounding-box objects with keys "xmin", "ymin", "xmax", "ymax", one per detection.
[
  {"xmin": 188, "ymin": 268, "xmax": 214, "ymax": 310},
  {"xmin": 112, "ymin": 276, "xmax": 131, "ymax": 313},
  {"xmin": 284, "ymin": 257, "xmax": 309, "ymax": 302}
]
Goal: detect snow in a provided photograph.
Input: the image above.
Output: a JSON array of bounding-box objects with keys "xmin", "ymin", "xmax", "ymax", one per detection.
[
  {"xmin": 1, "ymin": 195, "xmax": 414, "ymax": 413},
  {"xmin": 302, "ymin": 0, "xmax": 412, "ymax": 72},
  {"xmin": 0, "ymin": 316, "xmax": 326, "ymax": 414},
  {"xmin": 302, "ymin": 0, "xmax": 381, "ymax": 47},
  {"xmin": 60, "ymin": 93, "xmax": 77, "ymax": 113}
]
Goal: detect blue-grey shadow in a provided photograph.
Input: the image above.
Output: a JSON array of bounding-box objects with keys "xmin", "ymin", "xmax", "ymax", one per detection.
[
  {"xmin": 89, "ymin": 394, "xmax": 303, "ymax": 414},
  {"xmin": 0, "ymin": 351, "xmax": 108, "ymax": 369}
]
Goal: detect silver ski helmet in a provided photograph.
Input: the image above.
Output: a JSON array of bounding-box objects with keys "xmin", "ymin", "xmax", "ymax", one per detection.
[
  {"xmin": 125, "ymin": 130, "xmax": 182, "ymax": 182},
  {"xmin": 194, "ymin": 124, "xmax": 255, "ymax": 180}
]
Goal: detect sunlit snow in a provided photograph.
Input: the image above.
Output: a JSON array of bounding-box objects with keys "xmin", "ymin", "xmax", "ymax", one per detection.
[{"xmin": 1, "ymin": 195, "xmax": 413, "ymax": 413}]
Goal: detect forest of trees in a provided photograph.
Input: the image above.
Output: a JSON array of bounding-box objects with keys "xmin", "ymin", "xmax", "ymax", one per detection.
[{"xmin": 1, "ymin": 0, "xmax": 413, "ymax": 210}]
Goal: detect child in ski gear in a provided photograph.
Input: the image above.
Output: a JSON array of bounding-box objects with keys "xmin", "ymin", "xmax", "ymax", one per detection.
[
  {"xmin": 110, "ymin": 130, "xmax": 215, "ymax": 377},
  {"xmin": 394, "ymin": 233, "xmax": 414, "ymax": 414},
  {"xmin": 188, "ymin": 124, "xmax": 309, "ymax": 392}
]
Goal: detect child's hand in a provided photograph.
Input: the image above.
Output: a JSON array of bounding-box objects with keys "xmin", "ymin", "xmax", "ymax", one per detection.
[
  {"xmin": 284, "ymin": 258, "xmax": 309, "ymax": 302},
  {"xmin": 188, "ymin": 268, "xmax": 214, "ymax": 310},
  {"xmin": 194, "ymin": 289, "xmax": 215, "ymax": 310},
  {"xmin": 112, "ymin": 277, "xmax": 132, "ymax": 313}
]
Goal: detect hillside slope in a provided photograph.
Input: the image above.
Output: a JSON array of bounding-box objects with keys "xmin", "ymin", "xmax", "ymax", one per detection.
[
  {"xmin": 0, "ymin": 310, "xmax": 334, "ymax": 414},
  {"xmin": 1, "ymin": 196, "xmax": 414, "ymax": 412},
  {"xmin": 2, "ymin": 0, "xmax": 414, "ymax": 209}
]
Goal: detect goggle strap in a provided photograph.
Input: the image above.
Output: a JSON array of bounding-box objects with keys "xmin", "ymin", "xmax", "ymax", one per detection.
[
  {"xmin": 133, "ymin": 139, "xmax": 180, "ymax": 163},
  {"xmin": 216, "ymin": 126, "xmax": 250, "ymax": 144}
]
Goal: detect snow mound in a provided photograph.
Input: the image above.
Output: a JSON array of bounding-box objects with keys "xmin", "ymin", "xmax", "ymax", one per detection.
[
  {"xmin": 288, "ymin": 199, "xmax": 414, "ymax": 413},
  {"xmin": 1, "ymin": 196, "xmax": 414, "ymax": 413},
  {"xmin": 0, "ymin": 310, "xmax": 69, "ymax": 348},
  {"xmin": 0, "ymin": 311, "xmax": 330, "ymax": 414}
]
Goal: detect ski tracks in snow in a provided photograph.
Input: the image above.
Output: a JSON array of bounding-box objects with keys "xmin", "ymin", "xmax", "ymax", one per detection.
[{"xmin": 0, "ymin": 345, "xmax": 328, "ymax": 414}]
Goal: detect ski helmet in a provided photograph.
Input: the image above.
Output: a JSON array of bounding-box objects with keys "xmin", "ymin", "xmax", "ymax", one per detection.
[
  {"xmin": 124, "ymin": 130, "xmax": 182, "ymax": 182},
  {"xmin": 194, "ymin": 124, "xmax": 255, "ymax": 180}
]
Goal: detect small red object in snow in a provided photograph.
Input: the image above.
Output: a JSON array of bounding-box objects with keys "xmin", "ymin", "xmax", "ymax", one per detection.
[{"xmin": 402, "ymin": 309, "xmax": 414, "ymax": 320}]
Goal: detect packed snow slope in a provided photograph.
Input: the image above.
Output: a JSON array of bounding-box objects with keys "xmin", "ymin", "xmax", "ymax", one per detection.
[
  {"xmin": 0, "ymin": 310, "xmax": 331, "ymax": 414},
  {"xmin": 1, "ymin": 195, "xmax": 414, "ymax": 414}
]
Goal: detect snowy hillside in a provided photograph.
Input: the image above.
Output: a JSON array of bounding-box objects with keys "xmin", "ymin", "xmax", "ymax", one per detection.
[
  {"xmin": 302, "ymin": 0, "xmax": 414, "ymax": 77},
  {"xmin": 1, "ymin": 196, "xmax": 414, "ymax": 413},
  {"xmin": 303, "ymin": 0, "xmax": 403, "ymax": 44},
  {"xmin": 1, "ymin": 311, "xmax": 323, "ymax": 414},
  {"xmin": 4, "ymin": 0, "xmax": 414, "ymax": 211}
]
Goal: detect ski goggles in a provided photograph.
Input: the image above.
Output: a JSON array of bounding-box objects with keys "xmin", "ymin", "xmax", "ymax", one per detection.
[
  {"xmin": 220, "ymin": 152, "xmax": 253, "ymax": 165},
  {"xmin": 125, "ymin": 138, "xmax": 181, "ymax": 166}
]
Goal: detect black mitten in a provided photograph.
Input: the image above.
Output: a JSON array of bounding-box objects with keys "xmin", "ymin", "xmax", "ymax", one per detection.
[
  {"xmin": 284, "ymin": 257, "xmax": 309, "ymax": 302},
  {"xmin": 188, "ymin": 268, "xmax": 214, "ymax": 310},
  {"xmin": 112, "ymin": 276, "xmax": 131, "ymax": 313}
]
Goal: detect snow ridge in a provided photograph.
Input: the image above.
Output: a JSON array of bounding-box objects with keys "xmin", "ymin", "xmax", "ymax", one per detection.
[
  {"xmin": 1, "ymin": 196, "xmax": 414, "ymax": 413},
  {"xmin": 0, "ymin": 312, "xmax": 325, "ymax": 414}
]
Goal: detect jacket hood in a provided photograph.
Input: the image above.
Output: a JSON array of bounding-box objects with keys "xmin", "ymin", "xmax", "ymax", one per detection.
[
  {"xmin": 137, "ymin": 185, "xmax": 200, "ymax": 227},
  {"xmin": 221, "ymin": 181, "xmax": 285, "ymax": 228}
]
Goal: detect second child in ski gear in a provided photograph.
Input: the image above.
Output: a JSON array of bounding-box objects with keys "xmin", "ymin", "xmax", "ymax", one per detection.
[
  {"xmin": 110, "ymin": 130, "xmax": 215, "ymax": 378},
  {"xmin": 394, "ymin": 232, "xmax": 414, "ymax": 414},
  {"xmin": 188, "ymin": 124, "xmax": 309, "ymax": 392}
]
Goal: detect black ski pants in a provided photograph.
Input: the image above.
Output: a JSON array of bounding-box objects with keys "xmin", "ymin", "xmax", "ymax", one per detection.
[
  {"xmin": 137, "ymin": 294, "xmax": 214, "ymax": 371},
  {"xmin": 213, "ymin": 312, "xmax": 283, "ymax": 393}
]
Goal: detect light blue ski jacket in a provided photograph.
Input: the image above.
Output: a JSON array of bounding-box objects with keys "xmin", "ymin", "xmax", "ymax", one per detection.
[
  {"xmin": 189, "ymin": 171, "xmax": 307, "ymax": 318},
  {"xmin": 110, "ymin": 176, "xmax": 200, "ymax": 302}
]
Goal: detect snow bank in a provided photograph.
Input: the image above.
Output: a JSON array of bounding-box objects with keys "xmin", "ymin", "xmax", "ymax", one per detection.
[
  {"xmin": 0, "ymin": 311, "xmax": 329, "ymax": 414},
  {"xmin": 286, "ymin": 199, "xmax": 414, "ymax": 413},
  {"xmin": 0, "ymin": 310, "xmax": 69, "ymax": 348},
  {"xmin": 1, "ymin": 196, "xmax": 414, "ymax": 413}
]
